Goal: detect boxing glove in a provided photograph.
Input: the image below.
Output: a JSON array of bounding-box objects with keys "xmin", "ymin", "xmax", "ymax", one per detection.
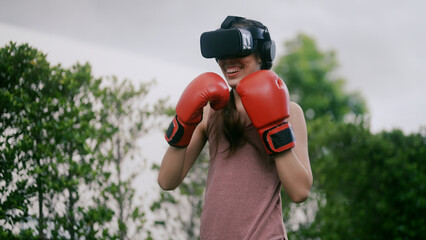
[
  {"xmin": 165, "ymin": 72, "xmax": 230, "ymax": 147},
  {"xmin": 236, "ymin": 70, "xmax": 295, "ymax": 155}
]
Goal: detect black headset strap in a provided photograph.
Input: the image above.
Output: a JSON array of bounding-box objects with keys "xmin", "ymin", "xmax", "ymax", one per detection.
[
  {"xmin": 220, "ymin": 16, "xmax": 244, "ymax": 29},
  {"xmin": 247, "ymin": 26, "xmax": 271, "ymax": 40},
  {"xmin": 221, "ymin": 16, "xmax": 271, "ymax": 41}
]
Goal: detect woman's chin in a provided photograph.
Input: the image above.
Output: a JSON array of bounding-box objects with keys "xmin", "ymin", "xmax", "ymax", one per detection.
[{"xmin": 227, "ymin": 79, "xmax": 240, "ymax": 88}]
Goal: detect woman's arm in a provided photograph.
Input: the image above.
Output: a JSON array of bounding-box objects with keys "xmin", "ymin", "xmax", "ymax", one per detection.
[
  {"xmin": 157, "ymin": 107, "xmax": 209, "ymax": 190},
  {"xmin": 274, "ymin": 102, "xmax": 313, "ymax": 203}
]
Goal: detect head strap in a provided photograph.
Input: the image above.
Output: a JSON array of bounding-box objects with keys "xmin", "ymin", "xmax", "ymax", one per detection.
[
  {"xmin": 221, "ymin": 16, "xmax": 271, "ymax": 41},
  {"xmin": 220, "ymin": 16, "xmax": 245, "ymax": 29}
]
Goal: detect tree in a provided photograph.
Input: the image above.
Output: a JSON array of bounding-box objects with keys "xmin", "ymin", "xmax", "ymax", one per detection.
[
  {"xmin": 291, "ymin": 120, "xmax": 426, "ymax": 239},
  {"xmin": 1, "ymin": 42, "xmax": 164, "ymax": 239},
  {"xmin": 1, "ymin": 42, "xmax": 115, "ymax": 239},
  {"xmin": 1, "ymin": 41, "xmax": 45, "ymax": 239},
  {"xmin": 98, "ymin": 76, "xmax": 166, "ymax": 240}
]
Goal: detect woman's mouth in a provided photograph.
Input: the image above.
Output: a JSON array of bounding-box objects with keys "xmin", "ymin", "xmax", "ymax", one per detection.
[{"xmin": 226, "ymin": 66, "xmax": 242, "ymax": 76}]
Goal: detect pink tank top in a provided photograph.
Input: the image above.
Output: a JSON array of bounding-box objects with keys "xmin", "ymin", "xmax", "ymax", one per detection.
[{"xmin": 200, "ymin": 113, "xmax": 287, "ymax": 240}]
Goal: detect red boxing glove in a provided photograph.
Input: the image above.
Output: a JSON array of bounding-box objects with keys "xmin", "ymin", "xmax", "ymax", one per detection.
[
  {"xmin": 165, "ymin": 72, "xmax": 230, "ymax": 147},
  {"xmin": 236, "ymin": 70, "xmax": 295, "ymax": 155}
]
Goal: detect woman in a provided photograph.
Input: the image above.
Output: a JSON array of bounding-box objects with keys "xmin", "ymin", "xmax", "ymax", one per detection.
[{"xmin": 158, "ymin": 16, "xmax": 312, "ymax": 240}]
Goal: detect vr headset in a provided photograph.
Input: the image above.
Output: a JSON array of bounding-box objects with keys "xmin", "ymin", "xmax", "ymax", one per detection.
[{"xmin": 200, "ymin": 16, "xmax": 276, "ymax": 62}]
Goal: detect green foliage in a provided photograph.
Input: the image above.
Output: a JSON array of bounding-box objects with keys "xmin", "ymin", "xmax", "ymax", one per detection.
[
  {"xmin": 291, "ymin": 120, "xmax": 426, "ymax": 239},
  {"xmin": 97, "ymin": 76, "xmax": 167, "ymax": 240},
  {"xmin": 1, "ymin": 42, "xmax": 164, "ymax": 239},
  {"xmin": 1, "ymin": 42, "xmax": 50, "ymax": 231},
  {"xmin": 1, "ymin": 41, "xmax": 115, "ymax": 239}
]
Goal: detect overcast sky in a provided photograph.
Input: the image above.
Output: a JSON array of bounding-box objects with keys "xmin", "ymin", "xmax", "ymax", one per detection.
[{"xmin": 1, "ymin": 0, "xmax": 425, "ymax": 134}]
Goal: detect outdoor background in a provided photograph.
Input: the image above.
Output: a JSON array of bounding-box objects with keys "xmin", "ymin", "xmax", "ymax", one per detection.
[{"xmin": 1, "ymin": 0, "xmax": 425, "ymax": 239}]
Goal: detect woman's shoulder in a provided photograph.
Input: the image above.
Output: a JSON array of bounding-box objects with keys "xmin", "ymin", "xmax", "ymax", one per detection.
[
  {"xmin": 290, "ymin": 101, "xmax": 304, "ymax": 114},
  {"xmin": 289, "ymin": 101, "xmax": 306, "ymax": 123}
]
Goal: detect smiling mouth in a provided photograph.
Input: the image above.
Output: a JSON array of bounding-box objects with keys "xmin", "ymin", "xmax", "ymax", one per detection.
[{"xmin": 226, "ymin": 66, "xmax": 241, "ymax": 74}]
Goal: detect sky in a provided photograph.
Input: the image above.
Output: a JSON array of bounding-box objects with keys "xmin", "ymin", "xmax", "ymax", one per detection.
[
  {"xmin": 1, "ymin": 0, "xmax": 425, "ymax": 236},
  {"xmin": 1, "ymin": 0, "xmax": 425, "ymax": 134}
]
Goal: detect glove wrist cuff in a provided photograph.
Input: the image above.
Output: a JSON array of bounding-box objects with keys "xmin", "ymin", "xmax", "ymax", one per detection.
[
  {"xmin": 165, "ymin": 115, "xmax": 197, "ymax": 147},
  {"xmin": 259, "ymin": 121, "xmax": 295, "ymax": 155}
]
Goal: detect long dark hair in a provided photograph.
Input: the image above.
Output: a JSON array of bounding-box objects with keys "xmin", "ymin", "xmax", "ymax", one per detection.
[{"xmin": 209, "ymin": 89, "xmax": 243, "ymax": 157}]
